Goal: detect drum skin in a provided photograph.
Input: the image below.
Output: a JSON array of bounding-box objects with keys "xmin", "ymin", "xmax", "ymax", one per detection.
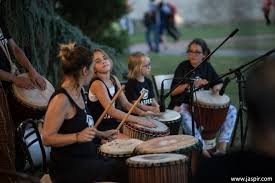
[
  {"xmin": 134, "ymin": 135, "xmax": 201, "ymax": 155},
  {"xmin": 122, "ymin": 118, "xmax": 170, "ymax": 141},
  {"xmin": 99, "ymin": 138, "xmax": 143, "ymax": 159},
  {"xmin": 9, "ymin": 73, "xmax": 54, "ymax": 125},
  {"xmin": 153, "ymin": 109, "xmax": 182, "ymax": 135}
]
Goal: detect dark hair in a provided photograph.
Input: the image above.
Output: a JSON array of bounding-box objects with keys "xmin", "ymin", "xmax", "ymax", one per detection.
[
  {"xmin": 245, "ymin": 59, "xmax": 275, "ymax": 129},
  {"xmin": 187, "ymin": 38, "xmax": 211, "ymax": 60},
  {"xmin": 58, "ymin": 42, "xmax": 92, "ymax": 88}
]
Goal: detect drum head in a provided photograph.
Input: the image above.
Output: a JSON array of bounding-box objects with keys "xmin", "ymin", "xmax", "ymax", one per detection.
[
  {"xmin": 154, "ymin": 109, "xmax": 181, "ymax": 122},
  {"xmin": 125, "ymin": 117, "xmax": 169, "ymax": 134},
  {"xmin": 100, "ymin": 138, "xmax": 143, "ymax": 156},
  {"xmin": 194, "ymin": 90, "xmax": 230, "ymax": 107},
  {"xmin": 12, "ymin": 73, "xmax": 55, "ymax": 108},
  {"xmin": 135, "ymin": 135, "xmax": 199, "ymax": 154},
  {"xmin": 127, "ymin": 153, "xmax": 188, "ymax": 166}
]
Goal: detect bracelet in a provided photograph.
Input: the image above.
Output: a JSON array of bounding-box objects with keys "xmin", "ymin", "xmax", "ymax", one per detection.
[{"xmin": 75, "ymin": 132, "xmax": 79, "ymax": 143}]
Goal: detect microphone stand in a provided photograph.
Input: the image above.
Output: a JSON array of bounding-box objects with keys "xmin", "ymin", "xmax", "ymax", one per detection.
[
  {"xmin": 189, "ymin": 80, "xmax": 196, "ymax": 136},
  {"xmin": 228, "ymin": 48, "xmax": 275, "ymax": 150},
  {"xmin": 161, "ymin": 28, "xmax": 239, "ymax": 136}
]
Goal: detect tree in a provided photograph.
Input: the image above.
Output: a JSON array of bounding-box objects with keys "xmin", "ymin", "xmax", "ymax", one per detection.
[
  {"xmin": 1, "ymin": 0, "xmax": 126, "ymax": 86},
  {"xmin": 55, "ymin": 0, "xmax": 130, "ymax": 53}
]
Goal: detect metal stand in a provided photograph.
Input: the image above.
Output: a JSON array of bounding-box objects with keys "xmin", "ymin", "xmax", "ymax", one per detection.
[
  {"xmin": 189, "ymin": 80, "xmax": 196, "ymax": 136},
  {"xmin": 230, "ymin": 70, "xmax": 248, "ymax": 150}
]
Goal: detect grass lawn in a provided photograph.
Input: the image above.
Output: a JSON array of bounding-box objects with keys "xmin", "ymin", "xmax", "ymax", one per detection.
[{"xmin": 130, "ymin": 21, "xmax": 275, "ymax": 49}]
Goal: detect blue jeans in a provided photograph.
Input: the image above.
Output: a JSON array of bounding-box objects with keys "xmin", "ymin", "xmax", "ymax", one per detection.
[{"xmin": 145, "ymin": 24, "xmax": 159, "ymax": 52}]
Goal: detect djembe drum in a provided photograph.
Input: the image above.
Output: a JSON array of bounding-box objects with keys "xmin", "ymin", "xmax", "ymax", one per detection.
[
  {"xmin": 10, "ymin": 73, "xmax": 55, "ymax": 125},
  {"xmin": 153, "ymin": 109, "xmax": 182, "ymax": 135},
  {"xmin": 134, "ymin": 135, "xmax": 201, "ymax": 175},
  {"xmin": 122, "ymin": 117, "xmax": 170, "ymax": 141},
  {"xmin": 127, "ymin": 153, "xmax": 189, "ymax": 183},
  {"xmin": 99, "ymin": 138, "xmax": 143, "ymax": 161},
  {"xmin": 193, "ymin": 90, "xmax": 230, "ymax": 149}
]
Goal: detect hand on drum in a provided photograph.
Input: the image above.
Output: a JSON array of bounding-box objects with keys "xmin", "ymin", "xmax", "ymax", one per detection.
[
  {"xmin": 13, "ymin": 75, "xmax": 37, "ymax": 89},
  {"xmin": 101, "ymin": 129, "xmax": 119, "ymax": 141},
  {"xmin": 77, "ymin": 127, "xmax": 97, "ymax": 143},
  {"xmin": 194, "ymin": 79, "xmax": 208, "ymax": 88},
  {"xmin": 135, "ymin": 117, "xmax": 157, "ymax": 128},
  {"xmin": 144, "ymin": 110, "xmax": 161, "ymax": 117},
  {"xmin": 211, "ymin": 83, "xmax": 223, "ymax": 96},
  {"xmin": 29, "ymin": 70, "xmax": 46, "ymax": 90}
]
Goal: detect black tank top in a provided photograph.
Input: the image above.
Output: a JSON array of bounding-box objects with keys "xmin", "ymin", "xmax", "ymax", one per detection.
[
  {"xmin": 87, "ymin": 76, "xmax": 119, "ymax": 131},
  {"xmin": 50, "ymin": 88, "xmax": 97, "ymax": 158}
]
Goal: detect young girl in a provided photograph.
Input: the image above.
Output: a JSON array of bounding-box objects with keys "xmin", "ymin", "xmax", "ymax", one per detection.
[
  {"xmin": 169, "ymin": 38, "xmax": 237, "ymax": 157},
  {"xmin": 125, "ymin": 52, "xmax": 160, "ymax": 114},
  {"xmin": 42, "ymin": 43, "xmax": 126, "ymax": 183},
  {"xmin": 87, "ymin": 48, "xmax": 156, "ymax": 132}
]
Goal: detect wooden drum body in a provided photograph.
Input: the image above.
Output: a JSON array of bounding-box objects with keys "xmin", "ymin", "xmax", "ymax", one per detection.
[
  {"xmin": 99, "ymin": 138, "xmax": 143, "ymax": 161},
  {"xmin": 127, "ymin": 153, "xmax": 189, "ymax": 183},
  {"xmin": 153, "ymin": 109, "xmax": 182, "ymax": 135},
  {"xmin": 122, "ymin": 117, "xmax": 170, "ymax": 141},
  {"xmin": 193, "ymin": 90, "xmax": 230, "ymax": 141},
  {"xmin": 10, "ymin": 73, "xmax": 54, "ymax": 125}
]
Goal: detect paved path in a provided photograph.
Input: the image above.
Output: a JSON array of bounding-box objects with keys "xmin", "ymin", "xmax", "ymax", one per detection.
[{"xmin": 129, "ymin": 34, "xmax": 275, "ymax": 57}]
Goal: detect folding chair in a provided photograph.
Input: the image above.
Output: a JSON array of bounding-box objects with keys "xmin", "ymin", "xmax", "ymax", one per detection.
[
  {"xmin": 152, "ymin": 74, "xmax": 174, "ymax": 103},
  {"xmin": 17, "ymin": 119, "xmax": 50, "ymax": 175}
]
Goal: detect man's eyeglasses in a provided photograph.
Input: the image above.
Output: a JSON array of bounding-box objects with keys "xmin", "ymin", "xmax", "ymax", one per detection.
[{"xmin": 187, "ymin": 50, "xmax": 203, "ymax": 56}]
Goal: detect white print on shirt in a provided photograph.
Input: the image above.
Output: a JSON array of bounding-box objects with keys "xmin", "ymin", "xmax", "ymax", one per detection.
[
  {"xmin": 86, "ymin": 114, "xmax": 94, "ymax": 127},
  {"xmin": 103, "ymin": 102, "xmax": 115, "ymax": 119},
  {"xmin": 140, "ymin": 88, "xmax": 153, "ymax": 105},
  {"xmin": 140, "ymin": 88, "xmax": 149, "ymax": 99}
]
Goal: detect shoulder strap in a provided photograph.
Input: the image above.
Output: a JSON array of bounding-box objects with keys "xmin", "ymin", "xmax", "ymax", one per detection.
[
  {"xmin": 110, "ymin": 75, "xmax": 119, "ymax": 93},
  {"xmin": 50, "ymin": 88, "xmax": 76, "ymax": 107},
  {"xmin": 91, "ymin": 77, "xmax": 113, "ymax": 98}
]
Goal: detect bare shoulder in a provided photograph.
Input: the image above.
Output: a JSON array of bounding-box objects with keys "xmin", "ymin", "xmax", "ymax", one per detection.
[{"xmin": 48, "ymin": 93, "xmax": 70, "ymax": 110}]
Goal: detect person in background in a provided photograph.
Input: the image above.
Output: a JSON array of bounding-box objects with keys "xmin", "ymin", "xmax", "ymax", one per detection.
[
  {"xmin": 169, "ymin": 38, "xmax": 237, "ymax": 157},
  {"xmin": 87, "ymin": 48, "xmax": 156, "ymax": 132},
  {"xmin": 0, "ymin": 15, "xmax": 45, "ymax": 182},
  {"xmin": 193, "ymin": 59, "xmax": 275, "ymax": 182},
  {"xmin": 42, "ymin": 43, "xmax": 127, "ymax": 183},
  {"xmin": 125, "ymin": 52, "xmax": 160, "ymax": 114},
  {"xmin": 143, "ymin": 0, "xmax": 160, "ymax": 53},
  {"xmin": 262, "ymin": 0, "xmax": 275, "ymax": 25}
]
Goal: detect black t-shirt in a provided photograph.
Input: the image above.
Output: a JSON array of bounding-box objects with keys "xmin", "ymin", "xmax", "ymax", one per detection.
[
  {"xmin": 169, "ymin": 60, "xmax": 222, "ymax": 109},
  {"xmin": 125, "ymin": 77, "xmax": 155, "ymax": 106},
  {"xmin": 0, "ymin": 16, "xmax": 12, "ymax": 73},
  {"xmin": 193, "ymin": 150, "xmax": 275, "ymax": 183}
]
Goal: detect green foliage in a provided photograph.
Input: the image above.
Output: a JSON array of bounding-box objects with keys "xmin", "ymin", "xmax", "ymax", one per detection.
[
  {"xmin": 55, "ymin": 0, "xmax": 130, "ymax": 53},
  {"xmin": 1, "ymin": 0, "xmax": 126, "ymax": 87}
]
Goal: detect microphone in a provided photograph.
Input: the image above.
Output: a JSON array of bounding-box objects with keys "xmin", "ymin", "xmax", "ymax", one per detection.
[
  {"xmin": 229, "ymin": 28, "xmax": 239, "ymax": 38},
  {"xmin": 219, "ymin": 77, "xmax": 230, "ymax": 96}
]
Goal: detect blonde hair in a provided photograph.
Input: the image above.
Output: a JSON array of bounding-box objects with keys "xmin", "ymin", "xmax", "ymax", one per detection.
[
  {"xmin": 91, "ymin": 48, "xmax": 113, "ymax": 76},
  {"xmin": 128, "ymin": 52, "xmax": 148, "ymax": 79}
]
